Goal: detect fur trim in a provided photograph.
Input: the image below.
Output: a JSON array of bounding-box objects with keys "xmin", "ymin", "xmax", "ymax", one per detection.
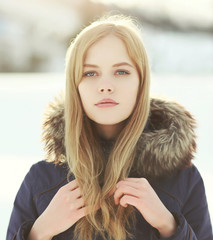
[
  {"xmin": 134, "ymin": 99, "xmax": 196, "ymax": 179},
  {"xmin": 42, "ymin": 95, "xmax": 66, "ymax": 165},
  {"xmin": 42, "ymin": 95, "xmax": 196, "ymax": 179}
]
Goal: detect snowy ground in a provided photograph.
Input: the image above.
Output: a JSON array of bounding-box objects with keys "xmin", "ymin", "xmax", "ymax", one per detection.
[{"xmin": 0, "ymin": 73, "xmax": 212, "ymax": 238}]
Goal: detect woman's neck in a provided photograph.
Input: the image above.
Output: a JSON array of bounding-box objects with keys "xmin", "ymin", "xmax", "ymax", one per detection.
[{"xmin": 95, "ymin": 122, "xmax": 125, "ymax": 140}]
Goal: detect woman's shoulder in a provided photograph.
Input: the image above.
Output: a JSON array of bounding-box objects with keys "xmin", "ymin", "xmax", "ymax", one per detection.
[
  {"xmin": 153, "ymin": 164, "xmax": 205, "ymax": 207},
  {"xmin": 156, "ymin": 164, "xmax": 203, "ymax": 190},
  {"xmin": 28, "ymin": 160, "xmax": 68, "ymax": 179},
  {"xmin": 23, "ymin": 160, "xmax": 69, "ymax": 197},
  {"xmin": 173, "ymin": 164, "xmax": 204, "ymax": 191},
  {"xmin": 176, "ymin": 164, "xmax": 205, "ymax": 199}
]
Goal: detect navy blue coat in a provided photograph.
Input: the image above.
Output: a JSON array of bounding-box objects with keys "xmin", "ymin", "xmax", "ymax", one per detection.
[
  {"xmin": 6, "ymin": 98, "xmax": 213, "ymax": 239},
  {"xmin": 7, "ymin": 161, "xmax": 213, "ymax": 240}
]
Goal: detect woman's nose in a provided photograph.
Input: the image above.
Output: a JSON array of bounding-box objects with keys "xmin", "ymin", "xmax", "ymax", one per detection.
[{"xmin": 98, "ymin": 80, "xmax": 114, "ymax": 93}]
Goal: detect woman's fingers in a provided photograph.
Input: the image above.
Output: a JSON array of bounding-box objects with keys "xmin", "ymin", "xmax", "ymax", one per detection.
[
  {"xmin": 119, "ymin": 194, "xmax": 140, "ymax": 208},
  {"xmin": 123, "ymin": 177, "xmax": 143, "ymax": 182},
  {"xmin": 72, "ymin": 187, "xmax": 82, "ymax": 199},
  {"xmin": 71, "ymin": 206, "xmax": 88, "ymax": 223},
  {"xmin": 116, "ymin": 178, "xmax": 150, "ymax": 190},
  {"xmin": 114, "ymin": 185, "xmax": 141, "ymax": 205},
  {"xmin": 74, "ymin": 197, "xmax": 85, "ymax": 209},
  {"xmin": 114, "ymin": 178, "xmax": 150, "ymax": 204},
  {"xmin": 114, "ymin": 177, "xmax": 177, "ymax": 235},
  {"xmin": 63, "ymin": 179, "xmax": 79, "ymax": 191}
]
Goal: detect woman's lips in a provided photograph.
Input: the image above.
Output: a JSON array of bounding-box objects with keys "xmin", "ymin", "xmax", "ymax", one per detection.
[{"xmin": 95, "ymin": 98, "xmax": 119, "ymax": 108}]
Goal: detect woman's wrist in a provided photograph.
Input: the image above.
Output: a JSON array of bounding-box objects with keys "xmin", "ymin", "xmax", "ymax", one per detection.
[
  {"xmin": 27, "ymin": 217, "xmax": 53, "ymax": 240},
  {"xmin": 157, "ymin": 212, "xmax": 177, "ymax": 238}
]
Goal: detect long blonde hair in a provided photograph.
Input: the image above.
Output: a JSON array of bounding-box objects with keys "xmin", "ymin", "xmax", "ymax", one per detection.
[{"xmin": 65, "ymin": 15, "xmax": 150, "ymax": 240}]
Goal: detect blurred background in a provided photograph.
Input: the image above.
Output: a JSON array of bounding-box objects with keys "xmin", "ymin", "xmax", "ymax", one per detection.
[
  {"xmin": 0, "ymin": 0, "xmax": 213, "ymax": 238},
  {"xmin": 1, "ymin": 0, "xmax": 213, "ymax": 73}
]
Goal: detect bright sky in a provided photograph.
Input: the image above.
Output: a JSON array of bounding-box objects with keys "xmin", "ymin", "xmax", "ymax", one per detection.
[{"xmin": 92, "ymin": 0, "xmax": 213, "ymax": 24}]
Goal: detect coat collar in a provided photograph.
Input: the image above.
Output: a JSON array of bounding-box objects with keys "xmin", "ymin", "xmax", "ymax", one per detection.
[{"xmin": 42, "ymin": 95, "xmax": 196, "ymax": 179}]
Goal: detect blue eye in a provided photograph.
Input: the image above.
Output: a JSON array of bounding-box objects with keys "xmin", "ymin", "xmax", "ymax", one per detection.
[
  {"xmin": 116, "ymin": 70, "xmax": 129, "ymax": 75},
  {"xmin": 83, "ymin": 72, "xmax": 96, "ymax": 77}
]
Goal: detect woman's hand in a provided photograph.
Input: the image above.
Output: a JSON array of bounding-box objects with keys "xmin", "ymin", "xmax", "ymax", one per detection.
[
  {"xmin": 28, "ymin": 180, "xmax": 88, "ymax": 240},
  {"xmin": 114, "ymin": 178, "xmax": 177, "ymax": 238}
]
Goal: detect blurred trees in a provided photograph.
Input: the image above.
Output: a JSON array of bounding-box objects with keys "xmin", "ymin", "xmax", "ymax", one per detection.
[{"xmin": 0, "ymin": 0, "xmax": 212, "ymax": 73}]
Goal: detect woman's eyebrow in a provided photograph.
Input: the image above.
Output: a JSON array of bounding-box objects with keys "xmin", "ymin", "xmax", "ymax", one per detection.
[
  {"xmin": 83, "ymin": 64, "xmax": 99, "ymax": 68},
  {"xmin": 83, "ymin": 62, "xmax": 134, "ymax": 68},
  {"xmin": 112, "ymin": 62, "xmax": 134, "ymax": 68}
]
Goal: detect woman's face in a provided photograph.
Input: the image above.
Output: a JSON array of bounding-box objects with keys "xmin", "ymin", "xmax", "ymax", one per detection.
[{"xmin": 78, "ymin": 34, "xmax": 139, "ymax": 137}]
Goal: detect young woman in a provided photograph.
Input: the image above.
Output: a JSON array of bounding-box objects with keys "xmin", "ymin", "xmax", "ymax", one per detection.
[{"xmin": 7, "ymin": 15, "xmax": 213, "ymax": 240}]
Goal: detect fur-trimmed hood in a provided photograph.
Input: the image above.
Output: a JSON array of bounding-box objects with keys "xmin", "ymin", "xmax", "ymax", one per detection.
[{"xmin": 42, "ymin": 96, "xmax": 196, "ymax": 179}]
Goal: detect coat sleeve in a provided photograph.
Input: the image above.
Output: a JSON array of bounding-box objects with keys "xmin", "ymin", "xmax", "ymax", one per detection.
[
  {"xmin": 151, "ymin": 165, "xmax": 213, "ymax": 240},
  {"xmin": 6, "ymin": 165, "xmax": 39, "ymax": 240}
]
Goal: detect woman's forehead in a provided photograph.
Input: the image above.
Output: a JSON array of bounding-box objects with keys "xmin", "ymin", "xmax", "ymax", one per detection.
[{"xmin": 83, "ymin": 35, "xmax": 133, "ymax": 65}]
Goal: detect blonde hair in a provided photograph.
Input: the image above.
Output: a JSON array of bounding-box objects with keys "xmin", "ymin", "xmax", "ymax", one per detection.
[{"xmin": 65, "ymin": 15, "xmax": 150, "ymax": 240}]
